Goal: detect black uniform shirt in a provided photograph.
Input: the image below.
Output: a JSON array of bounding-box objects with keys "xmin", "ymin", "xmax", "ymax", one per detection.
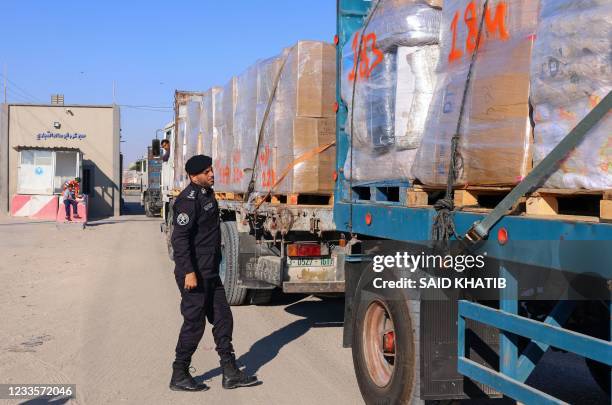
[{"xmin": 171, "ymin": 182, "xmax": 221, "ymax": 278}]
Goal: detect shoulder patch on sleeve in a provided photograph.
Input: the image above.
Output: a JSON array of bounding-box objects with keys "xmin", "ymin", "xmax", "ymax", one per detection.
[
  {"xmin": 176, "ymin": 212, "xmax": 190, "ymax": 226},
  {"xmin": 187, "ymin": 190, "xmax": 196, "ymax": 199}
]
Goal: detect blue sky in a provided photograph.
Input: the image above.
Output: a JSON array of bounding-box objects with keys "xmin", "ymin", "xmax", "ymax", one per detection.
[{"xmin": 0, "ymin": 0, "xmax": 336, "ymax": 164}]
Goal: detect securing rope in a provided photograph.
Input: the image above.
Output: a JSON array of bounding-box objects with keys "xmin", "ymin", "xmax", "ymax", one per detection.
[
  {"xmin": 255, "ymin": 141, "xmax": 336, "ymax": 210},
  {"xmin": 244, "ymin": 46, "xmax": 296, "ymax": 203},
  {"xmin": 431, "ymin": 0, "xmax": 489, "ymax": 241}
]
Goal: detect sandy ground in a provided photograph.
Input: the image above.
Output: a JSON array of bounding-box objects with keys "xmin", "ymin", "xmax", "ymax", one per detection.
[{"xmin": 0, "ymin": 198, "xmax": 608, "ymax": 405}]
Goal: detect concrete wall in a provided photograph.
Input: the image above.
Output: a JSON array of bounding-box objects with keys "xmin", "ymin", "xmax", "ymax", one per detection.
[{"xmin": 7, "ymin": 104, "xmax": 120, "ymax": 218}]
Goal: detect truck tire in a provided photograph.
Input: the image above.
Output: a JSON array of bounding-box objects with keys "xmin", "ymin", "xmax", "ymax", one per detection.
[
  {"xmin": 144, "ymin": 195, "xmax": 154, "ymax": 217},
  {"xmin": 220, "ymin": 221, "xmax": 248, "ymax": 306},
  {"xmin": 586, "ymin": 359, "xmax": 610, "ymax": 395},
  {"xmin": 585, "ymin": 301, "xmax": 610, "ymax": 394},
  {"xmin": 246, "ymin": 289, "xmax": 274, "ymax": 305},
  {"xmin": 166, "ymin": 203, "xmax": 174, "ymax": 261},
  {"xmin": 352, "ymin": 272, "xmax": 422, "ymax": 404}
]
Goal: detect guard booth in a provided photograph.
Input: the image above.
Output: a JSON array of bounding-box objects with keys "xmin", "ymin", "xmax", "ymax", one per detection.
[{"xmin": 11, "ymin": 146, "xmax": 84, "ymax": 220}]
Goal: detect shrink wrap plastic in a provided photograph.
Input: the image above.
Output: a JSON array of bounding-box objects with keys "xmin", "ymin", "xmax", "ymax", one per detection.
[
  {"xmin": 173, "ymin": 104, "xmax": 187, "ymax": 189},
  {"xmin": 341, "ymin": 0, "xmax": 441, "ymax": 181},
  {"xmin": 412, "ymin": 0, "xmax": 538, "ymax": 186},
  {"xmin": 229, "ymin": 65, "xmax": 258, "ymax": 192},
  {"xmin": 184, "ymin": 100, "xmax": 201, "ymax": 160},
  {"xmin": 254, "ymin": 55, "xmax": 284, "ymax": 194},
  {"xmin": 210, "ymin": 41, "xmax": 336, "ymax": 194},
  {"xmin": 273, "ymin": 41, "xmax": 336, "ymax": 194},
  {"xmin": 530, "ymin": 0, "xmax": 612, "ymax": 189},
  {"xmin": 200, "ymin": 88, "xmax": 221, "ymax": 157},
  {"xmin": 213, "ymin": 78, "xmax": 237, "ymax": 189}
]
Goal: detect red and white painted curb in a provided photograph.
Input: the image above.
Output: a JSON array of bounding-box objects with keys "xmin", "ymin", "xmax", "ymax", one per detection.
[{"xmin": 10, "ymin": 195, "xmax": 59, "ymax": 220}]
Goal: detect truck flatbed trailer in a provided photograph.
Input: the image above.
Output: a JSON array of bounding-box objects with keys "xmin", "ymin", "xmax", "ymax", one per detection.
[
  {"xmin": 216, "ymin": 196, "xmax": 347, "ymax": 298},
  {"xmin": 336, "ymin": 1, "xmax": 612, "ymax": 403}
]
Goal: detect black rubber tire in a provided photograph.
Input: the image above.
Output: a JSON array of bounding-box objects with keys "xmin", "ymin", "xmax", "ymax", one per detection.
[
  {"xmin": 166, "ymin": 203, "xmax": 174, "ymax": 261},
  {"xmin": 220, "ymin": 221, "xmax": 248, "ymax": 306},
  {"xmin": 144, "ymin": 196, "xmax": 154, "ymax": 217},
  {"xmin": 246, "ymin": 289, "xmax": 274, "ymax": 305},
  {"xmin": 352, "ymin": 272, "xmax": 422, "ymax": 405},
  {"xmin": 586, "ymin": 359, "xmax": 611, "ymax": 395},
  {"xmin": 585, "ymin": 301, "xmax": 611, "ymax": 395}
]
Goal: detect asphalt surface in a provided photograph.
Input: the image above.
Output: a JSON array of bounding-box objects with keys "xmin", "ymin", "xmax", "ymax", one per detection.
[{"xmin": 0, "ymin": 196, "xmax": 608, "ymax": 404}]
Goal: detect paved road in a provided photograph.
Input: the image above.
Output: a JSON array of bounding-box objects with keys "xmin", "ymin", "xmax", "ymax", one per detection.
[
  {"xmin": 0, "ymin": 205, "xmax": 361, "ymax": 405},
  {"xmin": 0, "ymin": 198, "xmax": 608, "ymax": 404}
]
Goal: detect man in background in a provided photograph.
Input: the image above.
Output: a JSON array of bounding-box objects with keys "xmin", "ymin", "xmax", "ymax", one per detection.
[
  {"xmin": 161, "ymin": 139, "xmax": 171, "ymax": 162},
  {"xmin": 62, "ymin": 182, "xmax": 80, "ymax": 221}
]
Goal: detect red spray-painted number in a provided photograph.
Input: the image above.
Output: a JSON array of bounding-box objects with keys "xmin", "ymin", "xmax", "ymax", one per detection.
[
  {"xmin": 348, "ymin": 31, "xmax": 384, "ymax": 82},
  {"xmin": 448, "ymin": 1, "xmax": 510, "ymax": 63}
]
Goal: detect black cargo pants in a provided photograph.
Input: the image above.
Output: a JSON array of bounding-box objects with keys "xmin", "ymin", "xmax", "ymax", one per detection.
[{"xmin": 173, "ymin": 270, "xmax": 235, "ymax": 369}]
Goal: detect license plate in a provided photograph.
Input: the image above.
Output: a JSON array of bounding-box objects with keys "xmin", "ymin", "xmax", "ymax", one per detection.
[{"xmin": 287, "ymin": 257, "xmax": 335, "ymax": 267}]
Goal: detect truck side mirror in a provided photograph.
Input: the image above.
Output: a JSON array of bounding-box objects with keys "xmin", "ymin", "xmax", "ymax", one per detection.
[{"xmin": 152, "ymin": 139, "xmax": 161, "ymax": 157}]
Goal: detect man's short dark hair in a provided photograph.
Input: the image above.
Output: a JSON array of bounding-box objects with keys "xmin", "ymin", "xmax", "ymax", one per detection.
[{"xmin": 161, "ymin": 139, "xmax": 170, "ymax": 146}]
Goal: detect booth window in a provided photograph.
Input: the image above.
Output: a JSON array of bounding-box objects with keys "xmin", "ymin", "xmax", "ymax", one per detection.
[
  {"xmin": 53, "ymin": 151, "xmax": 78, "ymax": 193},
  {"xmin": 17, "ymin": 149, "xmax": 80, "ymax": 195}
]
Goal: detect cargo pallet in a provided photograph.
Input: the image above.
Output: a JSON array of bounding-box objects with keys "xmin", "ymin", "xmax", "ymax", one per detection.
[
  {"xmin": 216, "ymin": 191, "xmax": 334, "ymax": 206},
  {"xmin": 408, "ymin": 184, "xmax": 612, "ymax": 222},
  {"xmin": 340, "ymin": 180, "xmax": 612, "ymax": 222},
  {"xmin": 215, "ymin": 192, "xmax": 245, "ymax": 201}
]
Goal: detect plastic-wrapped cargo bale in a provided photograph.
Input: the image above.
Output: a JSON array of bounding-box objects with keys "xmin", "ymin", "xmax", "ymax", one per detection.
[
  {"xmin": 263, "ymin": 41, "xmax": 337, "ymax": 194},
  {"xmin": 200, "ymin": 87, "xmax": 221, "ymax": 157},
  {"xmin": 212, "ymin": 87, "xmax": 224, "ymax": 185},
  {"xmin": 213, "ymin": 78, "xmax": 237, "ymax": 191},
  {"xmin": 340, "ymin": 0, "xmax": 441, "ymax": 181},
  {"xmin": 365, "ymin": 0, "xmax": 442, "ymax": 52},
  {"xmin": 229, "ymin": 65, "xmax": 258, "ymax": 193},
  {"xmin": 412, "ymin": 0, "xmax": 538, "ymax": 186},
  {"xmin": 173, "ymin": 104, "xmax": 187, "ymax": 190},
  {"xmin": 277, "ymin": 41, "xmax": 336, "ymax": 119},
  {"xmin": 530, "ymin": 0, "xmax": 612, "ymax": 189},
  {"xmin": 184, "ymin": 100, "xmax": 201, "ymax": 160},
  {"xmin": 395, "ymin": 45, "xmax": 439, "ymax": 149},
  {"xmin": 254, "ymin": 54, "xmax": 284, "ymax": 192}
]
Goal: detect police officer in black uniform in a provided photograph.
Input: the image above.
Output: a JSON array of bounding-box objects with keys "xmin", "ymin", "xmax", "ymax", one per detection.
[{"xmin": 170, "ymin": 155, "xmax": 259, "ymax": 392}]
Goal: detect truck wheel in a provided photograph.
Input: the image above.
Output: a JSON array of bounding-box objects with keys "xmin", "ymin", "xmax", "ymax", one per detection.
[
  {"xmin": 586, "ymin": 359, "xmax": 610, "ymax": 394},
  {"xmin": 585, "ymin": 301, "xmax": 610, "ymax": 394},
  {"xmin": 246, "ymin": 289, "xmax": 274, "ymax": 305},
  {"xmin": 220, "ymin": 221, "xmax": 248, "ymax": 306},
  {"xmin": 166, "ymin": 204, "xmax": 174, "ymax": 261},
  {"xmin": 144, "ymin": 198, "xmax": 154, "ymax": 217},
  {"xmin": 352, "ymin": 288, "xmax": 421, "ymax": 404}
]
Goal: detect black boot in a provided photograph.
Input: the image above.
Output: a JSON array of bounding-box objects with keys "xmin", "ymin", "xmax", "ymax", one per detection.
[
  {"xmin": 222, "ymin": 359, "xmax": 259, "ymax": 389},
  {"xmin": 169, "ymin": 365, "xmax": 209, "ymax": 392}
]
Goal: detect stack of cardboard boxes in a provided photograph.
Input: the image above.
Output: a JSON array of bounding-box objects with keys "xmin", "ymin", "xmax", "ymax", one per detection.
[
  {"xmin": 412, "ymin": 0, "xmax": 539, "ymax": 186},
  {"xmin": 270, "ymin": 41, "xmax": 336, "ymax": 194},
  {"xmin": 207, "ymin": 40, "xmax": 336, "ymax": 195}
]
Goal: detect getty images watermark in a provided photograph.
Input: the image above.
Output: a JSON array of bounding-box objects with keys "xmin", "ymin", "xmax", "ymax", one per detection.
[{"xmin": 371, "ymin": 252, "xmax": 507, "ymax": 290}]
